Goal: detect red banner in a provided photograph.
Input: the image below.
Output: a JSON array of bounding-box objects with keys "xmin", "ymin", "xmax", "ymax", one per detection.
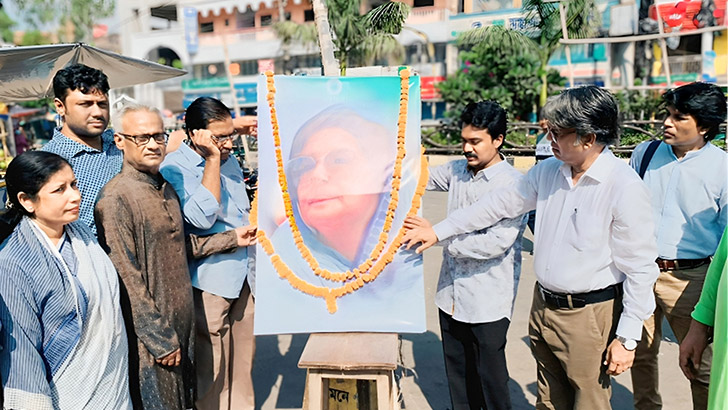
[
  {"xmin": 650, "ymin": 0, "xmax": 726, "ymax": 31},
  {"xmin": 421, "ymin": 76, "xmax": 445, "ymax": 100}
]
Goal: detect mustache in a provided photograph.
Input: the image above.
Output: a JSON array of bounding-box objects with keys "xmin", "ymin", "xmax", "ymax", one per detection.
[{"xmin": 463, "ymin": 152, "xmax": 477, "ymax": 159}]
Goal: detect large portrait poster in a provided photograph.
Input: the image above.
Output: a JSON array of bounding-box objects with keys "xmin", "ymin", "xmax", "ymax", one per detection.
[{"xmin": 253, "ymin": 72, "xmax": 426, "ymax": 335}]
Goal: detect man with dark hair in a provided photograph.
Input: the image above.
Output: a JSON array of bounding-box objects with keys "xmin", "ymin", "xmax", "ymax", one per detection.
[
  {"xmin": 408, "ymin": 101, "xmax": 526, "ymax": 409},
  {"xmin": 160, "ymin": 97, "xmax": 257, "ymax": 410},
  {"xmin": 404, "ymin": 86, "xmax": 660, "ymax": 409},
  {"xmin": 42, "ymin": 63, "xmax": 119, "ymax": 234},
  {"xmin": 630, "ymin": 82, "xmax": 728, "ymax": 410}
]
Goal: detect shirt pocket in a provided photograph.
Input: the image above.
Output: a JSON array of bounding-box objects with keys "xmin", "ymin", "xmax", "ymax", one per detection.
[{"xmin": 567, "ymin": 210, "xmax": 606, "ymax": 252}]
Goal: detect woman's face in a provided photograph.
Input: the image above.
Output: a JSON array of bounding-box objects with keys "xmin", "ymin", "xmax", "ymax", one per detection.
[
  {"xmin": 19, "ymin": 165, "xmax": 81, "ymax": 230},
  {"xmin": 290, "ymin": 127, "xmax": 385, "ymax": 230}
]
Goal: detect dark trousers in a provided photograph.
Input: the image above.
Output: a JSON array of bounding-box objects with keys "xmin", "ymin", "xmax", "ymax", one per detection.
[{"xmin": 439, "ymin": 310, "xmax": 512, "ymax": 410}]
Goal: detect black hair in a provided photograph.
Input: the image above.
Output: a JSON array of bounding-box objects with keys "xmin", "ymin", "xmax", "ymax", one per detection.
[
  {"xmin": 541, "ymin": 85, "xmax": 620, "ymax": 146},
  {"xmin": 0, "ymin": 151, "xmax": 72, "ymax": 243},
  {"xmin": 460, "ymin": 101, "xmax": 508, "ymax": 143},
  {"xmin": 53, "ymin": 63, "xmax": 110, "ymax": 102},
  {"xmin": 662, "ymin": 82, "xmax": 727, "ymax": 141},
  {"xmin": 185, "ymin": 97, "xmax": 232, "ymax": 136}
]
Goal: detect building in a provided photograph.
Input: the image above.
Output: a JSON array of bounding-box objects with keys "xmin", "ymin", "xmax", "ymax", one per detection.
[{"xmin": 117, "ymin": 0, "xmax": 726, "ymax": 117}]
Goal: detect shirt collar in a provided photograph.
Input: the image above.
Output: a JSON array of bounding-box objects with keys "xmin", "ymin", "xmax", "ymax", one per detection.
[
  {"xmin": 177, "ymin": 142, "xmax": 230, "ymax": 168},
  {"xmin": 559, "ymin": 147, "xmax": 616, "ymax": 184},
  {"xmin": 121, "ymin": 163, "xmax": 165, "ymax": 190},
  {"xmin": 475, "ymin": 157, "xmax": 509, "ymax": 181},
  {"xmin": 667, "ymin": 140, "xmax": 711, "ymax": 161},
  {"xmin": 52, "ymin": 127, "xmax": 115, "ymax": 157}
]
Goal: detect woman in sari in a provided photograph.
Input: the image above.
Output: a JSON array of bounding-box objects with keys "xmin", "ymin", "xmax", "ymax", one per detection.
[{"xmin": 0, "ymin": 151, "xmax": 131, "ymax": 409}]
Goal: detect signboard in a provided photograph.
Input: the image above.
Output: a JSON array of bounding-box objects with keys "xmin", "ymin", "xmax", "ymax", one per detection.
[
  {"xmin": 421, "ymin": 76, "xmax": 445, "ymax": 100},
  {"xmin": 650, "ymin": 0, "xmax": 726, "ymax": 32},
  {"xmin": 182, "ymin": 81, "xmax": 258, "ymax": 108},
  {"xmin": 184, "ymin": 7, "xmax": 199, "ymax": 55}
]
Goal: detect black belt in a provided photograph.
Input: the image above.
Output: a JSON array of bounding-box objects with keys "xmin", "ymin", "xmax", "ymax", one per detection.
[
  {"xmin": 656, "ymin": 257, "xmax": 712, "ymax": 272},
  {"xmin": 538, "ymin": 282, "xmax": 622, "ymax": 309}
]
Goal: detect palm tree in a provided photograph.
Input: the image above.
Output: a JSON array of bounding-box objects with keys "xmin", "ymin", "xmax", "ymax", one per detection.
[
  {"xmin": 274, "ymin": 0, "xmax": 411, "ymax": 76},
  {"xmin": 458, "ymin": 0, "xmax": 598, "ymax": 109}
]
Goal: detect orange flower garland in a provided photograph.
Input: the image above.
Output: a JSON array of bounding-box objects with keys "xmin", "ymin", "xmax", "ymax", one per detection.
[{"xmin": 251, "ymin": 70, "xmax": 429, "ymax": 313}]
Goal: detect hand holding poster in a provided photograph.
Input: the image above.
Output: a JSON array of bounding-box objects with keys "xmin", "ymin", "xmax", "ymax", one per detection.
[{"xmin": 253, "ymin": 71, "xmax": 427, "ymax": 335}]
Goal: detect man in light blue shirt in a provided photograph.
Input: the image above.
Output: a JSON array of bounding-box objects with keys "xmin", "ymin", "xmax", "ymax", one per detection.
[
  {"xmin": 630, "ymin": 82, "xmax": 728, "ymax": 410},
  {"xmin": 160, "ymin": 97, "xmax": 257, "ymax": 410},
  {"xmin": 410, "ymin": 101, "xmax": 526, "ymax": 410}
]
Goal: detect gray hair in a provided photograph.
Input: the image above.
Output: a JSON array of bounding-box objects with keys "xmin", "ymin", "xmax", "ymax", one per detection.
[
  {"xmin": 541, "ymin": 85, "xmax": 621, "ymax": 146},
  {"xmin": 112, "ymin": 103, "xmax": 163, "ymax": 134}
]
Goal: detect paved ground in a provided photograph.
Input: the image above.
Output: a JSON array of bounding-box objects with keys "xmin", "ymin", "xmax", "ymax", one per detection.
[{"xmin": 254, "ymin": 157, "xmax": 694, "ymax": 410}]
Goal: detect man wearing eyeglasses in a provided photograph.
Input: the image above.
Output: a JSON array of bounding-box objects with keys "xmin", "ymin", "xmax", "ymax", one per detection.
[
  {"xmin": 160, "ymin": 97, "xmax": 257, "ymax": 410},
  {"xmin": 403, "ymin": 86, "xmax": 660, "ymax": 409},
  {"xmin": 95, "ymin": 104, "xmax": 197, "ymax": 409}
]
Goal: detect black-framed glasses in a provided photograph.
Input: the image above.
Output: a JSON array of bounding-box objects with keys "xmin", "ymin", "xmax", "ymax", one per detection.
[
  {"xmin": 211, "ymin": 132, "xmax": 239, "ymax": 144},
  {"xmin": 118, "ymin": 132, "xmax": 168, "ymax": 146}
]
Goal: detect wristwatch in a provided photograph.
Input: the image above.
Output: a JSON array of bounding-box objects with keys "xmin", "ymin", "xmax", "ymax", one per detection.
[{"xmin": 616, "ymin": 336, "xmax": 638, "ymax": 351}]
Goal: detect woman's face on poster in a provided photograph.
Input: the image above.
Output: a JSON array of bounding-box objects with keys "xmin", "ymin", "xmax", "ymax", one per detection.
[{"xmin": 289, "ymin": 127, "xmax": 386, "ymax": 230}]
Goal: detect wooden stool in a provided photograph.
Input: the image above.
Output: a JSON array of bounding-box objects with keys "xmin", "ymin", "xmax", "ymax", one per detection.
[{"xmin": 298, "ymin": 333, "xmax": 399, "ymax": 410}]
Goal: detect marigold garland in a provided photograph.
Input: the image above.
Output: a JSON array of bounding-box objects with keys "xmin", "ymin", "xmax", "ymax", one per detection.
[{"xmin": 252, "ymin": 70, "xmax": 429, "ymax": 313}]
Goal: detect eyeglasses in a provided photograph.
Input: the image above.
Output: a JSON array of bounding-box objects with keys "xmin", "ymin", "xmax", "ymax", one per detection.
[
  {"xmin": 287, "ymin": 149, "xmax": 357, "ymax": 178},
  {"xmin": 211, "ymin": 132, "xmax": 239, "ymax": 144},
  {"xmin": 547, "ymin": 127, "xmax": 575, "ymax": 143},
  {"xmin": 119, "ymin": 132, "xmax": 168, "ymax": 146}
]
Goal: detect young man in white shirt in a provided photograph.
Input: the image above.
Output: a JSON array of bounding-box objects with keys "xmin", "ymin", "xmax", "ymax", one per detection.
[
  {"xmin": 404, "ymin": 86, "xmax": 660, "ymax": 409},
  {"xmin": 411, "ymin": 101, "xmax": 526, "ymax": 410}
]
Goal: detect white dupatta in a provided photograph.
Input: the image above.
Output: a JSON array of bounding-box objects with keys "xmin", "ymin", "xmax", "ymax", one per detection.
[{"xmin": 29, "ymin": 219, "xmax": 132, "ymax": 410}]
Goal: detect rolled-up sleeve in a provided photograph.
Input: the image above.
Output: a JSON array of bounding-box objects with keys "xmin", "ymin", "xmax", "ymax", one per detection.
[
  {"xmin": 611, "ymin": 180, "xmax": 660, "ymax": 341},
  {"xmin": 160, "ymin": 161, "xmax": 220, "ymax": 230},
  {"xmin": 433, "ymin": 169, "xmax": 536, "ymax": 241},
  {"xmin": 427, "ymin": 164, "xmax": 452, "ymax": 192}
]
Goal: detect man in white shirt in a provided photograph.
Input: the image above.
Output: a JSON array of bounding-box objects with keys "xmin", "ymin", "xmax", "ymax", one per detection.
[
  {"xmin": 413, "ymin": 101, "xmax": 526, "ymax": 410},
  {"xmin": 404, "ymin": 86, "xmax": 660, "ymax": 409}
]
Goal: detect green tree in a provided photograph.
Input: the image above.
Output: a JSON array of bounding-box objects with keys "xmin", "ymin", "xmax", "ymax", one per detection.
[
  {"xmin": 19, "ymin": 29, "xmax": 50, "ymax": 45},
  {"xmin": 13, "ymin": 0, "xmax": 114, "ymax": 42},
  {"xmin": 437, "ymin": 42, "xmax": 564, "ymax": 139},
  {"xmin": 277, "ymin": 0, "xmax": 410, "ymax": 76},
  {"xmin": 0, "ymin": 9, "xmax": 16, "ymax": 44},
  {"xmin": 272, "ymin": 20, "xmax": 318, "ymax": 74},
  {"xmin": 459, "ymin": 0, "xmax": 598, "ymax": 110}
]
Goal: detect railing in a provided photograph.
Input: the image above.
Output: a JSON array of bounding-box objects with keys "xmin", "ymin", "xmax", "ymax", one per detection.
[
  {"xmin": 422, "ymin": 121, "xmax": 728, "ymax": 155},
  {"xmin": 667, "ymin": 55, "xmax": 702, "ymax": 75}
]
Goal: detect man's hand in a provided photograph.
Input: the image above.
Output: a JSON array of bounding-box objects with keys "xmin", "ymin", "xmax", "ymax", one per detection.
[
  {"xmin": 679, "ymin": 319, "xmax": 711, "ymax": 380},
  {"xmin": 156, "ymin": 348, "xmax": 182, "ymax": 367},
  {"xmin": 190, "ymin": 129, "xmax": 220, "ymax": 159},
  {"xmin": 604, "ymin": 339, "xmax": 635, "ymax": 375},
  {"xmin": 233, "ymin": 116, "xmax": 258, "ymax": 137},
  {"xmin": 402, "ymin": 216, "xmax": 438, "ymax": 254},
  {"xmin": 235, "ymin": 225, "xmax": 257, "ymax": 247}
]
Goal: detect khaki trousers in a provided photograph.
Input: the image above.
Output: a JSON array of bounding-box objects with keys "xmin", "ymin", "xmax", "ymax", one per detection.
[
  {"xmin": 194, "ymin": 281, "xmax": 256, "ymax": 410},
  {"xmin": 632, "ymin": 266, "xmax": 711, "ymax": 410},
  {"xmin": 528, "ymin": 284, "xmax": 620, "ymax": 410}
]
